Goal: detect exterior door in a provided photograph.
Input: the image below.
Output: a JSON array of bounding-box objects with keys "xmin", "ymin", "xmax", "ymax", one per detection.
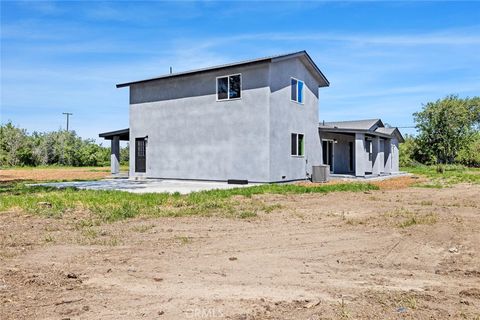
[
  {"xmin": 322, "ymin": 140, "xmax": 334, "ymax": 172},
  {"xmin": 135, "ymin": 138, "xmax": 146, "ymax": 173}
]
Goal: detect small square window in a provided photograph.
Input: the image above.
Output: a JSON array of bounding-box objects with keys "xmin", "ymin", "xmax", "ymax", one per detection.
[
  {"xmin": 291, "ymin": 133, "xmax": 305, "ymax": 156},
  {"xmin": 217, "ymin": 74, "xmax": 241, "ymax": 101},
  {"xmin": 290, "ymin": 78, "xmax": 304, "ymax": 104}
]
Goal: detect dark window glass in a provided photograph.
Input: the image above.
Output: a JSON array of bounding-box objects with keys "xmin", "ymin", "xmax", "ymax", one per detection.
[
  {"xmin": 322, "ymin": 141, "xmax": 328, "ymax": 164},
  {"xmin": 291, "ymin": 133, "xmax": 297, "ymax": 156},
  {"xmin": 217, "ymin": 77, "xmax": 228, "ymax": 100},
  {"xmin": 229, "ymin": 75, "xmax": 241, "ymax": 99},
  {"xmin": 291, "ymin": 78, "xmax": 297, "ymax": 101},
  {"xmin": 298, "ymin": 134, "xmax": 304, "ymax": 156}
]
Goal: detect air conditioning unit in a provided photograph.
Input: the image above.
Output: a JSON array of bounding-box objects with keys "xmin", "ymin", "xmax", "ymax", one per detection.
[{"xmin": 312, "ymin": 165, "xmax": 330, "ymax": 182}]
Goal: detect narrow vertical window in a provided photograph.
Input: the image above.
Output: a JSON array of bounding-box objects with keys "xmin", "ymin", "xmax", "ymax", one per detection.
[
  {"xmin": 229, "ymin": 75, "xmax": 241, "ymax": 99},
  {"xmin": 291, "ymin": 133, "xmax": 297, "ymax": 156},
  {"xmin": 291, "ymin": 78, "xmax": 297, "ymax": 101},
  {"xmin": 297, "ymin": 81, "xmax": 304, "ymax": 103},
  {"xmin": 290, "ymin": 78, "xmax": 304, "ymax": 104},
  {"xmin": 298, "ymin": 134, "xmax": 304, "ymax": 156},
  {"xmin": 217, "ymin": 77, "xmax": 228, "ymax": 100},
  {"xmin": 217, "ymin": 74, "xmax": 241, "ymax": 100}
]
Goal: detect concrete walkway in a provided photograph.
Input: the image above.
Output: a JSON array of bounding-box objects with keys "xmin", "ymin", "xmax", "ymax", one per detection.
[{"xmin": 30, "ymin": 179, "xmax": 256, "ymax": 195}]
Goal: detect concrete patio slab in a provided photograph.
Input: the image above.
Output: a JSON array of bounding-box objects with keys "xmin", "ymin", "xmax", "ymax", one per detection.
[
  {"xmin": 329, "ymin": 172, "xmax": 411, "ymax": 181},
  {"xmin": 30, "ymin": 179, "xmax": 258, "ymax": 194}
]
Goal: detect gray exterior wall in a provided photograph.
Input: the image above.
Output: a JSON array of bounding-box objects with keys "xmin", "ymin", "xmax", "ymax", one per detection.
[
  {"xmin": 269, "ymin": 58, "xmax": 323, "ymax": 181},
  {"xmin": 128, "ymin": 57, "xmax": 323, "ymax": 182}
]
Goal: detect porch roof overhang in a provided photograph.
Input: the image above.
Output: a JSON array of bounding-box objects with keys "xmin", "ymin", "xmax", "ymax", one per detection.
[
  {"xmin": 99, "ymin": 128, "xmax": 129, "ymax": 141},
  {"xmin": 318, "ymin": 127, "xmax": 404, "ymax": 142}
]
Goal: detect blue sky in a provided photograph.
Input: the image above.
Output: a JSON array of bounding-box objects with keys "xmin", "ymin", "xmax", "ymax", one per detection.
[{"xmin": 1, "ymin": 1, "xmax": 479, "ymax": 144}]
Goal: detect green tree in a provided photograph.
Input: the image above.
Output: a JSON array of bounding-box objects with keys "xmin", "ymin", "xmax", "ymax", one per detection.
[
  {"xmin": 456, "ymin": 132, "xmax": 480, "ymax": 167},
  {"xmin": 0, "ymin": 122, "xmax": 33, "ymax": 166},
  {"xmin": 0, "ymin": 123, "xmax": 118, "ymax": 167},
  {"xmin": 399, "ymin": 134, "xmax": 419, "ymax": 167},
  {"xmin": 413, "ymin": 95, "xmax": 480, "ymax": 164}
]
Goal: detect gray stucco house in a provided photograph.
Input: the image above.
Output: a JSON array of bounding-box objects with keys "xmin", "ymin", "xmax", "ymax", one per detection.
[{"xmin": 100, "ymin": 51, "xmax": 403, "ymax": 182}]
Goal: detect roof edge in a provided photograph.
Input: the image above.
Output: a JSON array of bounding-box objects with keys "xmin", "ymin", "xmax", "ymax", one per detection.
[{"xmin": 116, "ymin": 50, "xmax": 329, "ymax": 88}]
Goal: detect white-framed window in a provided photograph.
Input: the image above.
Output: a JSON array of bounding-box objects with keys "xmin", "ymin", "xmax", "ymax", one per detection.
[
  {"xmin": 216, "ymin": 74, "xmax": 241, "ymax": 101},
  {"xmin": 290, "ymin": 77, "xmax": 304, "ymax": 104},
  {"xmin": 291, "ymin": 133, "xmax": 305, "ymax": 156}
]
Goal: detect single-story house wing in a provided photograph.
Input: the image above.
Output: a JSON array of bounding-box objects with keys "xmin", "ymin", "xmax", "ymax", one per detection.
[{"xmin": 318, "ymin": 119, "xmax": 404, "ymax": 177}]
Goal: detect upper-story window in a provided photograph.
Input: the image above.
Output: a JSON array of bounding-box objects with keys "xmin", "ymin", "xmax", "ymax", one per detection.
[
  {"xmin": 217, "ymin": 74, "xmax": 241, "ymax": 101},
  {"xmin": 290, "ymin": 78, "xmax": 304, "ymax": 104}
]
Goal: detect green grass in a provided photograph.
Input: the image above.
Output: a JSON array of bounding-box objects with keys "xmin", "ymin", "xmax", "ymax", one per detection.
[
  {"xmin": 0, "ymin": 181, "xmax": 378, "ymax": 223},
  {"xmin": 402, "ymin": 164, "xmax": 480, "ymax": 186}
]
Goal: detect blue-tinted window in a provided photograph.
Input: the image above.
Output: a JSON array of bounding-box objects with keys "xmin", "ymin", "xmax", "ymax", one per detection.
[
  {"xmin": 290, "ymin": 78, "xmax": 304, "ymax": 103},
  {"xmin": 297, "ymin": 80, "xmax": 304, "ymax": 103}
]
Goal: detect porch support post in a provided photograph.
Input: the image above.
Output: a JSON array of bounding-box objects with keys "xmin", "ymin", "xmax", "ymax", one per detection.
[
  {"xmin": 111, "ymin": 135, "xmax": 120, "ymax": 174},
  {"xmin": 372, "ymin": 136, "xmax": 382, "ymax": 175},
  {"xmin": 391, "ymin": 138, "xmax": 400, "ymax": 173},
  {"xmin": 384, "ymin": 139, "xmax": 392, "ymax": 174},
  {"xmin": 355, "ymin": 133, "xmax": 365, "ymax": 177}
]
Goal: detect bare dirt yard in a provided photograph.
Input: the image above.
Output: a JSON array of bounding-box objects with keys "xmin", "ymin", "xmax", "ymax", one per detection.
[
  {"xmin": 1, "ymin": 180, "xmax": 479, "ymax": 319},
  {"xmin": 0, "ymin": 167, "xmax": 110, "ymax": 182}
]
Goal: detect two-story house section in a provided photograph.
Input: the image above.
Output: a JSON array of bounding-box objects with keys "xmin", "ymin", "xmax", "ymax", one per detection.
[{"xmin": 110, "ymin": 51, "xmax": 330, "ymax": 182}]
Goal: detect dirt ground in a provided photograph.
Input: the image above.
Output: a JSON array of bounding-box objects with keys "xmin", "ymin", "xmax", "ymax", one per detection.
[
  {"xmin": 1, "ymin": 183, "xmax": 480, "ymax": 319},
  {"xmin": 0, "ymin": 167, "xmax": 110, "ymax": 182}
]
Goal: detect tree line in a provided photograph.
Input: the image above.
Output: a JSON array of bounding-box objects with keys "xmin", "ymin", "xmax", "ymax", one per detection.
[
  {"xmin": 400, "ymin": 95, "xmax": 480, "ymax": 167},
  {"xmin": 0, "ymin": 122, "xmax": 129, "ymax": 167}
]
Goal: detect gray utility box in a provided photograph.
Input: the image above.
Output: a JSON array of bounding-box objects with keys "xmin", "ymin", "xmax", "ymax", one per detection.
[{"xmin": 312, "ymin": 165, "xmax": 330, "ymax": 182}]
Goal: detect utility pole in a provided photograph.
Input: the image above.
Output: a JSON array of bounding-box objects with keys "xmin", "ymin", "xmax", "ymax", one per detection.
[{"xmin": 62, "ymin": 112, "xmax": 73, "ymax": 131}]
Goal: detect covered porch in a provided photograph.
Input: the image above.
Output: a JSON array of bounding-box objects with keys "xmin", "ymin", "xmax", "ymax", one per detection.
[
  {"xmin": 319, "ymin": 119, "xmax": 402, "ymax": 178},
  {"xmin": 99, "ymin": 128, "xmax": 129, "ymax": 175}
]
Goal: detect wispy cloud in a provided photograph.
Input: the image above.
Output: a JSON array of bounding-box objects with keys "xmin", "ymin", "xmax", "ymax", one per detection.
[{"xmin": 1, "ymin": 1, "xmax": 479, "ymax": 140}]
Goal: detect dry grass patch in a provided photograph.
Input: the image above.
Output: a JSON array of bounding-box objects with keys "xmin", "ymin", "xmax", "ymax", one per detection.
[
  {"xmin": 371, "ymin": 176, "xmax": 425, "ymax": 190},
  {"xmin": 0, "ymin": 167, "xmax": 111, "ymax": 182},
  {"xmin": 343, "ymin": 207, "xmax": 439, "ymax": 228},
  {"xmin": 384, "ymin": 208, "xmax": 438, "ymax": 228}
]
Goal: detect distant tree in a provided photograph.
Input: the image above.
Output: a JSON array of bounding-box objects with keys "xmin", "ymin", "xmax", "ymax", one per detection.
[
  {"xmin": 0, "ymin": 122, "xmax": 33, "ymax": 166},
  {"xmin": 120, "ymin": 143, "xmax": 129, "ymax": 165},
  {"xmin": 399, "ymin": 134, "xmax": 419, "ymax": 167},
  {"xmin": 413, "ymin": 95, "xmax": 480, "ymax": 164},
  {"xmin": 0, "ymin": 122, "xmax": 122, "ymax": 167}
]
